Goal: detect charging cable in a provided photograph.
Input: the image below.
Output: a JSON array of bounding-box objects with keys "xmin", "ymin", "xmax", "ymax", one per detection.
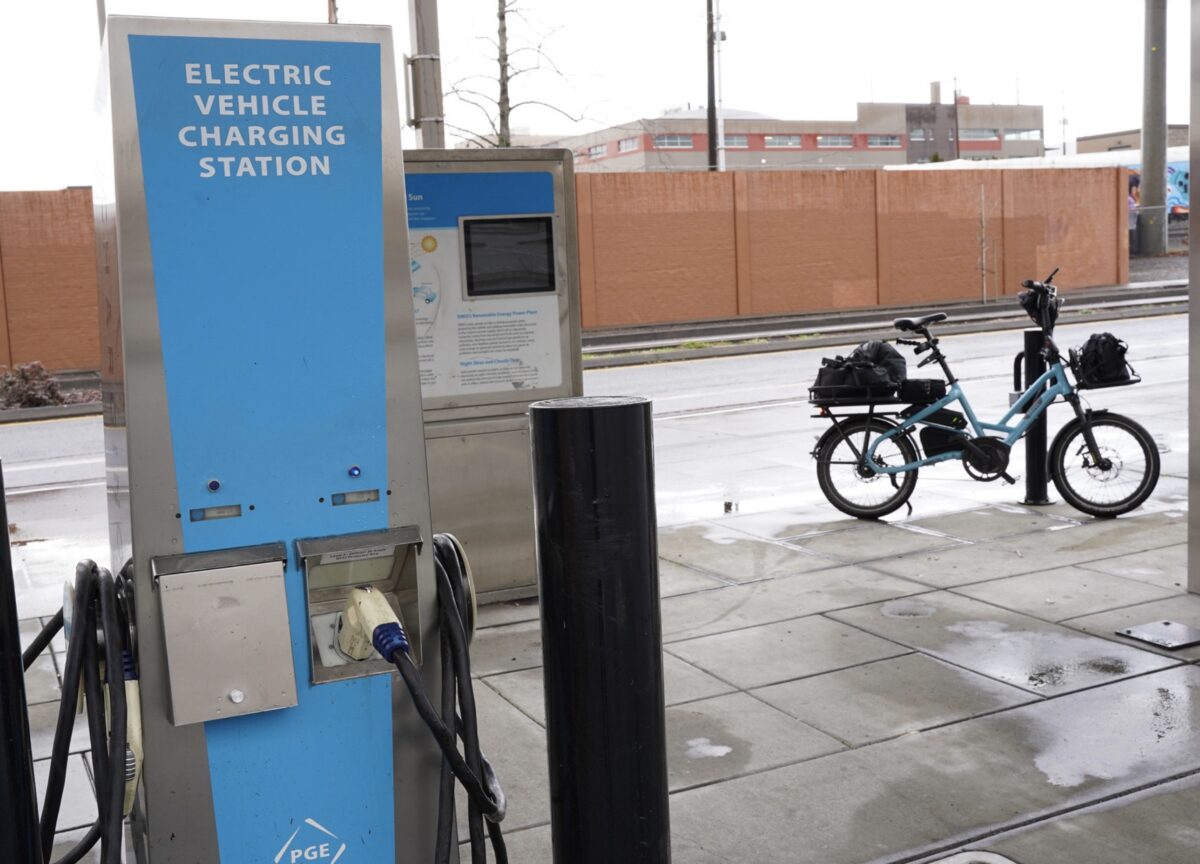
[
  {"xmin": 340, "ymin": 534, "xmax": 507, "ymax": 864},
  {"xmin": 23, "ymin": 561, "xmax": 139, "ymax": 864}
]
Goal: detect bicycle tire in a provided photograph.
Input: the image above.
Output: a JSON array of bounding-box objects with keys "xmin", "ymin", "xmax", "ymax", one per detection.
[
  {"xmin": 816, "ymin": 416, "xmax": 919, "ymax": 519},
  {"xmin": 1050, "ymin": 412, "xmax": 1160, "ymax": 518}
]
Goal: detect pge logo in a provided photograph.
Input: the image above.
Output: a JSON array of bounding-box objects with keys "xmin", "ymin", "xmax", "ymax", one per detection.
[{"xmin": 274, "ymin": 818, "xmax": 347, "ymax": 864}]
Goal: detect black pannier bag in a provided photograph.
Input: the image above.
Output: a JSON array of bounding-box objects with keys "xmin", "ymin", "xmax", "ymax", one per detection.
[
  {"xmin": 901, "ymin": 405, "xmax": 968, "ymax": 456},
  {"xmin": 1076, "ymin": 332, "xmax": 1136, "ymax": 389},
  {"xmin": 852, "ymin": 341, "xmax": 907, "ymax": 384},
  {"xmin": 809, "ymin": 341, "xmax": 907, "ymax": 404},
  {"xmin": 899, "ymin": 378, "xmax": 946, "ymax": 404}
]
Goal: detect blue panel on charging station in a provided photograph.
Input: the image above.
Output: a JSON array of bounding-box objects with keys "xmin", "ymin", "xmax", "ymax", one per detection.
[
  {"xmin": 405, "ymin": 170, "xmax": 554, "ymax": 227},
  {"xmin": 129, "ymin": 35, "xmax": 394, "ymax": 862}
]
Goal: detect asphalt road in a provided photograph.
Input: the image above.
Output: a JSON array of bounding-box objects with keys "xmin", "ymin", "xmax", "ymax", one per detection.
[{"xmin": 0, "ymin": 315, "xmax": 1187, "ymax": 486}]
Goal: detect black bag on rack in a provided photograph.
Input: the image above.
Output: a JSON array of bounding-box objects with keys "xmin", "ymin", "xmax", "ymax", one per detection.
[
  {"xmin": 1076, "ymin": 332, "xmax": 1133, "ymax": 389},
  {"xmin": 849, "ymin": 341, "xmax": 907, "ymax": 385},
  {"xmin": 809, "ymin": 341, "xmax": 907, "ymax": 404},
  {"xmin": 899, "ymin": 378, "xmax": 947, "ymax": 403}
]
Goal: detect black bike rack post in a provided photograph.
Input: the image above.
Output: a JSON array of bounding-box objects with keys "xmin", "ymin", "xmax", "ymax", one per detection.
[
  {"xmin": 1022, "ymin": 329, "xmax": 1052, "ymax": 505},
  {"xmin": 0, "ymin": 462, "xmax": 43, "ymax": 864},
  {"xmin": 530, "ymin": 396, "xmax": 671, "ymax": 864}
]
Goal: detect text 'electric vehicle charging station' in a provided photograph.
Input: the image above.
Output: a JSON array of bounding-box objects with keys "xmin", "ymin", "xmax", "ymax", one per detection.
[
  {"xmin": 83, "ymin": 17, "xmax": 506, "ymax": 864},
  {"xmin": 408, "ymin": 149, "xmax": 582, "ymax": 601}
]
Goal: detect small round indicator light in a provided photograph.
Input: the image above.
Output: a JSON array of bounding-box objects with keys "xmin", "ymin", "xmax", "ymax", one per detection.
[
  {"xmin": 207, "ymin": 479, "xmax": 221, "ymax": 492},
  {"xmin": 349, "ymin": 466, "xmax": 362, "ymax": 478}
]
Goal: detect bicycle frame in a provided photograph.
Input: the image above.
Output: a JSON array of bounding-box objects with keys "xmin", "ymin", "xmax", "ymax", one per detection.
[{"xmin": 864, "ymin": 362, "xmax": 1075, "ymax": 474}]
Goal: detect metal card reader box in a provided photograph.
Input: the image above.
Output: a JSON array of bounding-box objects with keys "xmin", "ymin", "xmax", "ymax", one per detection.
[{"xmin": 152, "ymin": 543, "xmax": 297, "ymax": 726}]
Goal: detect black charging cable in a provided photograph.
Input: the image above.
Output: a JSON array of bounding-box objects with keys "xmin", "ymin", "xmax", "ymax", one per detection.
[
  {"xmin": 375, "ymin": 535, "xmax": 507, "ymax": 864},
  {"xmin": 24, "ymin": 562, "xmax": 129, "ymax": 864}
]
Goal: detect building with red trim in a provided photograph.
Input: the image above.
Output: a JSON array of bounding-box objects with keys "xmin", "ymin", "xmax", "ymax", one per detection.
[{"xmin": 538, "ymin": 92, "xmax": 1043, "ymax": 172}]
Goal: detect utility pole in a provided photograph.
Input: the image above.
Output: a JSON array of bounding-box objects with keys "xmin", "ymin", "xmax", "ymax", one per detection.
[
  {"xmin": 952, "ymin": 77, "xmax": 961, "ymax": 161},
  {"xmin": 705, "ymin": 0, "xmax": 717, "ymax": 171},
  {"xmin": 713, "ymin": 0, "xmax": 726, "ymax": 171},
  {"xmin": 408, "ymin": 0, "xmax": 446, "ymax": 147},
  {"xmin": 1139, "ymin": 0, "xmax": 1168, "ymax": 256},
  {"xmin": 328, "ymin": 0, "xmax": 338, "ymax": 24}
]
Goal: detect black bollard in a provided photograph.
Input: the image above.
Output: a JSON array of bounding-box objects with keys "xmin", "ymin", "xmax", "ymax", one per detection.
[
  {"xmin": 0, "ymin": 462, "xmax": 43, "ymax": 864},
  {"xmin": 1023, "ymin": 329, "xmax": 1052, "ymax": 505},
  {"xmin": 530, "ymin": 396, "xmax": 671, "ymax": 864}
]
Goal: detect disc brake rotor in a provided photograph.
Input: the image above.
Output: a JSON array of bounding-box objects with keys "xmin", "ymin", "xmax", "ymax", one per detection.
[{"xmin": 1083, "ymin": 446, "xmax": 1122, "ymax": 481}]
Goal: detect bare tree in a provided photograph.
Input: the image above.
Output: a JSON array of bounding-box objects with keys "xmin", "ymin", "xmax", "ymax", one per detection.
[{"xmin": 446, "ymin": 0, "xmax": 582, "ymax": 147}]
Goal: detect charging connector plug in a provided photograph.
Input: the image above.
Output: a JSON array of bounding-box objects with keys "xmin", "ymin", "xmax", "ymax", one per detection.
[{"xmin": 337, "ymin": 586, "xmax": 409, "ymax": 661}]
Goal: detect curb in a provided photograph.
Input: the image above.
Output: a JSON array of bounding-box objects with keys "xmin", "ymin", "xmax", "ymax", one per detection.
[
  {"xmin": 0, "ymin": 402, "xmax": 102, "ymax": 425},
  {"xmin": 582, "ymin": 302, "xmax": 1189, "ymax": 369}
]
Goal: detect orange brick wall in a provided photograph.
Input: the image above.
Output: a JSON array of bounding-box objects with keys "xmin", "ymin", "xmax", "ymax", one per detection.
[
  {"xmin": 577, "ymin": 172, "xmax": 738, "ymax": 328},
  {"xmin": 0, "ymin": 171, "xmax": 1128, "ymax": 372},
  {"xmin": 739, "ymin": 170, "xmax": 879, "ymax": 315},
  {"xmin": 0, "ymin": 189, "xmax": 99, "ymax": 371},
  {"xmin": 579, "ymin": 167, "xmax": 1128, "ymax": 327},
  {"xmin": 876, "ymin": 169, "xmax": 1006, "ymax": 306}
]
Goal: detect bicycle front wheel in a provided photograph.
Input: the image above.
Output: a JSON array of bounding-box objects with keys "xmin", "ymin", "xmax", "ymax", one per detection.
[
  {"xmin": 1050, "ymin": 412, "xmax": 1160, "ymax": 518},
  {"xmin": 816, "ymin": 417, "xmax": 919, "ymax": 519}
]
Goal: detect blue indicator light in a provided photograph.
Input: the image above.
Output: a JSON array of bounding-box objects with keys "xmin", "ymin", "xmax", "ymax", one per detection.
[
  {"xmin": 207, "ymin": 479, "xmax": 221, "ymax": 492},
  {"xmin": 349, "ymin": 465, "xmax": 362, "ymax": 478}
]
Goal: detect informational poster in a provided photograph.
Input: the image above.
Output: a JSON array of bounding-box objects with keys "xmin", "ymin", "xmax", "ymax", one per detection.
[{"xmin": 405, "ymin": 171, "xmax": 563, "ymax": 400}]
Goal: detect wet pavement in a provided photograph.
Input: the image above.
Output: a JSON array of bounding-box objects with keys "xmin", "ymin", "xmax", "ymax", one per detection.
[{"xmin": 8, "ymin": 314, "xmax": 1195, "ymax": 862}]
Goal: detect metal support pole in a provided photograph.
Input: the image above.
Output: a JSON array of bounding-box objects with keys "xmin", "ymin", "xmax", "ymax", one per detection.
[
  {"xmin": 713, "ymin": 0, "xmax": 725, "ymax": 171},
  {"xmin": 530, "ymin": 397, "xmax": 671, "ymax": 864},
  {"xmin": 1023, "ymin": 330, "xmax": 1051, "ymax": 505},
  {"xmin": 705, "ymin": 0, "xmax": 717, "ymax": 171},
  {"xmin": 0, "ymin": 462, "xmax": 43, "ymax": 864},
  {"xmin": 1140, "ymin": 0, "xmax": 1168, "ymax": 256},
  {"xmin": 1188, "ymin": 0, "xmax": 1199, "ymax": 596},
  {"xmin": 408, "ymin": 0, "xmax": 445, "ymax": 147}
]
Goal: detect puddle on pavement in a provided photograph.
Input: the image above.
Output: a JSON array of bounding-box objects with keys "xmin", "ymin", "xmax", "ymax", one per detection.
[
  {"xmin": 1023, "ymin": 679, "xmax": 1194, "ymax": 787},
  {"xmin": 881, "ymin": 598, "xmax": 937, "ymax": 619},
  {"xmin": 686, "ymin": 737, "xmax": 733, "ymax": 759},
  {"xmin": 936, "ymin": 620, "xmax": 1160, "ymax": 694}
]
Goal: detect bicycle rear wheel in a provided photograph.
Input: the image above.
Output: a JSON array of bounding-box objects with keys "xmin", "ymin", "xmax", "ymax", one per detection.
[
  {"xmin": 1050, "ymin": 412, "xmax": 1160, "ymax": 518},
  {"xmin": 816, "ymin": 417, "xmax": 919, "ymax": 519}
]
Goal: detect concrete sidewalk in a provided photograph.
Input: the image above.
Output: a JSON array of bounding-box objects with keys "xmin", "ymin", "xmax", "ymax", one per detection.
[{"xmin": 466, "ymin": 502, "xmax": 1194, "ymax": 863}]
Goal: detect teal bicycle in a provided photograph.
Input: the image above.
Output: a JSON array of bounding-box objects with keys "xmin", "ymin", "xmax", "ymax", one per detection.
[{"xmin": 811, "ymin": 270, "xmax": 1160, "ymax": 519}]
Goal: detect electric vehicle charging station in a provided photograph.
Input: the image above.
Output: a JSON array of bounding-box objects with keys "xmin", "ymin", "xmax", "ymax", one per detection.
[
  {"xmin": 406, "ymin": 149, "xmax": 583, "ymax": 599},
  {"xmin": 94, "ymin": 17, "xmax": 458, "ymax": 863}
]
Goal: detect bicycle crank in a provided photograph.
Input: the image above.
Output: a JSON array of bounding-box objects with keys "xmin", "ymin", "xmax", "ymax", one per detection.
[{"xmin": 962, "ymin": 438, "xmax": 1012, "ymax": 483}]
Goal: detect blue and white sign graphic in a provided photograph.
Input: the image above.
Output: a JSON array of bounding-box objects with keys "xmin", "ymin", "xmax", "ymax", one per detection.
[{"xmin": 128, "ymin": 34, "xmax": 394, "ymax": 863}]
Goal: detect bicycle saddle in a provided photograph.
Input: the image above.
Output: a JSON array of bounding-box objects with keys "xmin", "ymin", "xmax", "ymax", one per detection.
[{"xmin": 893, "ymin": 312, "xmax": 948, "ymax": 331}]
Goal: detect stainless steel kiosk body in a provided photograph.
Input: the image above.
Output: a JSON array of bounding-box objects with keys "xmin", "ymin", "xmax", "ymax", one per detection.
[
  {"xmin": 405, "ymin": 149, "xmax": 583, "ymax": 600},
  {"xmin": 96, "ymin": 17, "xmax": 443, "ymax": 863}
]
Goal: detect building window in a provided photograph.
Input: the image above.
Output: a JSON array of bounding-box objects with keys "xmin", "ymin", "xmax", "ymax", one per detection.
[
  {"xmin": 587, "ymin": 144, "xmax": 606, "ymax": 159},
  {"xmin": 909, "ymin": 128, "xmax": 928, "ymax": 142},
  {"xmin": 764, "ymin": 134, "xmax": 802, "ymax": 148},
  {"xmin": 723, "ymin": 134, "xmax": 748, "ymax": 148},
  {"xmin": 1004, "ymin": 128, "xmax": 1042, "ymax": 141},
  {"xmin": 653, "ymin": 134, "xmax": 693, "ymax": 149},
  {"xmin": 867, "ymin": 134, "xmax": 902, "ymax": 148},
  {"xmin": 618, "ymin": 137, "xmax": 638, "ymax": 153},
  {"xmin": 817, "ymin": 134, "xmax": 853, "ymax": 148},
  {"xmin": 960, "ymin": 128, "xmax": 999, "ymax": 140}
]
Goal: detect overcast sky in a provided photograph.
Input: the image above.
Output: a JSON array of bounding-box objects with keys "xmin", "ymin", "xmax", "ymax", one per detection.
[{"xmin": 0, "ymin": 0, "xmax": 1190, "ymax": 189}]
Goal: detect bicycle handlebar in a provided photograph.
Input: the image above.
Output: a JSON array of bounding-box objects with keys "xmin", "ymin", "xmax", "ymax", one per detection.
[{"xmin": 1021, "ymin": 267, "xmax": 1060, "ymax": 295}]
